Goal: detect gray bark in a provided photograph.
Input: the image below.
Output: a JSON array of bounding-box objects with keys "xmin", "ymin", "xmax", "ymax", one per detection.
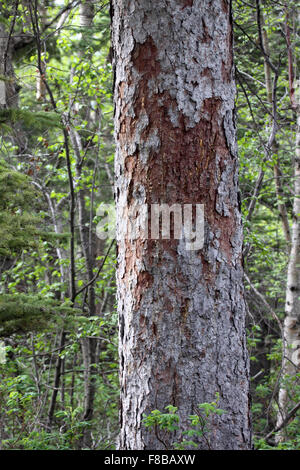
[{"xmin": 112, "ymin": 0, "xmax": 251, "ymax": 450}]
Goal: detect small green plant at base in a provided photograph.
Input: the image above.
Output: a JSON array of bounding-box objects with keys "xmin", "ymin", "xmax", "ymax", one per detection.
[
  {"xmin": 142, "ymin": 393, "xmax": 226, "ymax": 450},
  {"xmin": 143, "ymin": 405, "xmax": 180, "ymax": 433}
]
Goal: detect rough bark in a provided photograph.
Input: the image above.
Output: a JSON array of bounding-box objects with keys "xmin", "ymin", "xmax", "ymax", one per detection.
[{"xmin": 112, "ymin": 0, "xmax": 251, "ymax": 450}]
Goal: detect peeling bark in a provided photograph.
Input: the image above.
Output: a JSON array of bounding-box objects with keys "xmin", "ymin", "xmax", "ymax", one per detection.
[{"xmin": 112, "ymin": 0, "xmax": 251, "ymax": 450}]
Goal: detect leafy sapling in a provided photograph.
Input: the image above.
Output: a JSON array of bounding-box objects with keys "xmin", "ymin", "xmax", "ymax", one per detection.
[{"xmin": 142, "ymin": 393, "xmax": 227, "ymax": 450}]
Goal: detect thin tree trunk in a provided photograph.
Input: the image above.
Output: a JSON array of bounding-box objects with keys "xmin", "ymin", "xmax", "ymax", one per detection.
[
  {"xmin": 261, "ymin": 18, "xmax": 291, "ymax": 245},
  {"xmin": 0, "ymin": 16, "xmax": 18, "ymax": 109},
  {"xmin": 0, "ymin": 3, "xmax": 25, "ymax": 153},
  {"xmin": 112, "ymin": 0, "xmax": 251, "ymax": 450},
  {"xmin": 79, "ymin": 0, "xmax": 94, "ymax": 27},
  {"xmin": 69, "ymin": 89, "xmax": 98, "ymax": 451},
  {"xmin": 276, "ymin": 82, "xmax": 300, "ymax": 437},
  {"xmin": 47, "ymin": 331, "xmax": 66, "ymax": 429},
  {"xmin": 36, "ymin": 3, "xmax": 47, "ymax": 102},
  {"xmin": 275, "ymin": 3, "xmax": 300, "ymax": 439},
  {"xmin": 72, "ymin": 0, "xmax": 97, "ymax": 448}
]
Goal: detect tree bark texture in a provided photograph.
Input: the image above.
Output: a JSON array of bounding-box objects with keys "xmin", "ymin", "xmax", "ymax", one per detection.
[{"xmin": 112, "ymin": 0, "xmax": 251, "ymax": 450}]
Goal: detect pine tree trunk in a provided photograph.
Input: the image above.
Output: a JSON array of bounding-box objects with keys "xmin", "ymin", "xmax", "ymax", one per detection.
[{"xmin": 112, "ymin": 0, "xmax": 251, "ymax": 450}]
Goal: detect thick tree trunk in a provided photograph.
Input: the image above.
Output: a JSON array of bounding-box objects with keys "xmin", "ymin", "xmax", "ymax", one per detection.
[{"xmin": 112, "ymin": 0, "xmax": 251, "ymax": 450}]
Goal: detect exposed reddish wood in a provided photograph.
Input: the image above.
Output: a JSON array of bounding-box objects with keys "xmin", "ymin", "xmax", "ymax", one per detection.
[
  {"xmin": 181, "ymin": 0, "xmax": 193, "ymax": 8},
  {"xmin": 221, "ymin": 0, "xmax": 229, "ymax": 13},
  {"xmin": 201, "ymin": 18, "xmax": 212, "ymax": 42},
  {"xmin": 118, "ymin": 33, "xmax": 237, "ymax": 298}
]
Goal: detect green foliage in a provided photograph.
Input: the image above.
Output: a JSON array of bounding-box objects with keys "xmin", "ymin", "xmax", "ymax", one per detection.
[
  {"xmin": 142, "ymin": 393, "xmax": 227, "ymax": 450},
  {"xmin": 0, "ymin": 162, "xmax": 42, "ymax": 256},
  {"xmin": 0, "ymin": 109, "xmax": 62, "ymax": 133},
  {"xmin": 234, "ymin": 0, "xmax": 299, "ymax": 451},
  {"xmin": 0, "ymin": 294, "xmax": 76, "ymax": 336},
  {"xmin": 0, "ymin": 0, "xmax": 117, "ymax": 450},
  {"xmin": 143, "ymin": 405, "xmax": 180, "ymax": 434}
]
